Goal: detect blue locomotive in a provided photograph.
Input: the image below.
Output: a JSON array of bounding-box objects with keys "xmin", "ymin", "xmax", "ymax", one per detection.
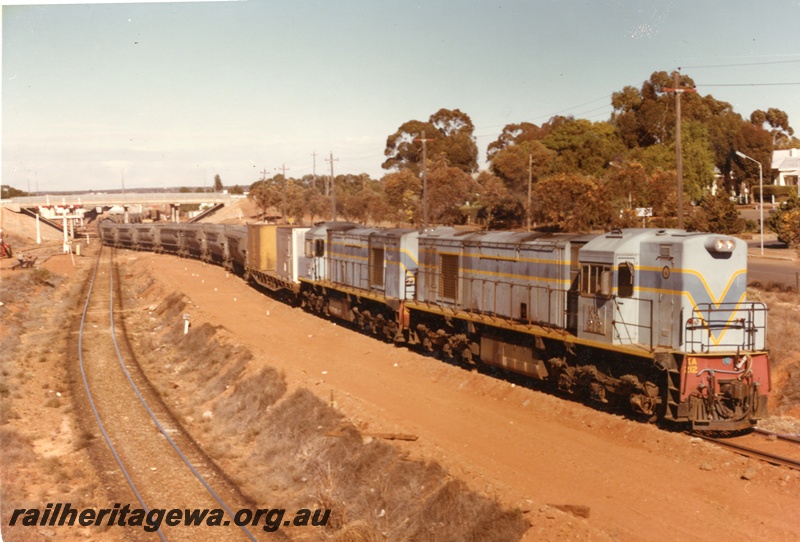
[{"xmin": 99, "ymin": 220, "xmax": 770, "ymax": 431}]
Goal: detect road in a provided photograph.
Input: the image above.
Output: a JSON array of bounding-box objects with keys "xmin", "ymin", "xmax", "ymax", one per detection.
[
  {"xmin": 748, "ymin": 257, "xmax": 799, "ymax": 288},
  {"xmin": 744, "ymin": 234, "xmax": 799, "ymax": 288}
]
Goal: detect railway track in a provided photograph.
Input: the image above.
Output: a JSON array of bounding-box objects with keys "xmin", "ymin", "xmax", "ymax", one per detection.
[
  {"xmin": 77, "ymin": 246, "xmax": 261, "ymax": 541},
  {"xmin": 691, "ymin": 429, "xmax": 800, "ymax": 471}
]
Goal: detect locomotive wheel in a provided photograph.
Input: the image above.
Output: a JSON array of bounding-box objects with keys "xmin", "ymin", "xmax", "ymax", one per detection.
[{"xmin": 360, "ymin": 310, "xmax": 371, "ymax": 333}]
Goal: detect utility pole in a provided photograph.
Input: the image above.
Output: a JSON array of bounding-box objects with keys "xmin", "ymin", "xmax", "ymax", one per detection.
[
  {"xmin": 414, "ymin": 130, "xmax": 434, "ymax": 229},
  {"xmin": 326, "ymin": 152, "xmax": 339, "ymax": 221},
  {"xmin": 527, "ymin": 154, "xmax": 533, "ymax": 231},
  {"xmin": 259, "ymin": 168, "xmax": 268, "ymax": 182},
  {"xmin": 664, "ymin": 70, "xmax": 696, "ymax": 230},
  {"xmin": 277, "ymin": 163, "xmax": 290, "ymax": 223},
  {"xmin": 311, "ymin": 151, "xmax": 318, "ymax": 190}
]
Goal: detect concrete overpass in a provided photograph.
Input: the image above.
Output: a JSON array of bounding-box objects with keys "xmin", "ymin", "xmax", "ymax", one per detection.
[
  {"xmin": 0, "ymin": 192, "xmax": 240, "ymax": 211},
  {"xmin": 1, "ymin": 192, "xmax": 243, "ymax": 252}
]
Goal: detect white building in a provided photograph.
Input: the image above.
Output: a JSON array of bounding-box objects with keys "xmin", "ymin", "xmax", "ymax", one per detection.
[{"xmin": 771, "ymin": 148, "xmax": 800, "ymax": 187}]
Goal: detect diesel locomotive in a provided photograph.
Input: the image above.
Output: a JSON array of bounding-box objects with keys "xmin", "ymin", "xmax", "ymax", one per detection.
[{"xmin": 99, "ymin": 219, "xmax": 770, "ymax": 431}]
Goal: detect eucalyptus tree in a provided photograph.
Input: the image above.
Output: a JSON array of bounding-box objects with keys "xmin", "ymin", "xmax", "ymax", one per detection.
[{"xmin": 383, "ymin": 108, "xmax": 479, "ymax": 175}]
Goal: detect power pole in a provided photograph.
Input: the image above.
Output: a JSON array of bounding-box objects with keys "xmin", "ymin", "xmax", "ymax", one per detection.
[
  {"xmin": 311, "ymin": 151, "xmax": 318, "ymax": 190},
  {"xmin": 278, "ymin": 163, "xmax": 290, "ymax": 223},
  {"xmin": 414, "ymin": 130, "xmax": 434, "ymax": 229},
  {"xmin": 664, "ymin": 70, "xmax": 696, "ymax": 230},
  {"xmin": 527, "ymin": 154, "xmax": 533, "ymax": 231},
  {"xmin": 326, "ymin": 152, "xmax": 339, "ymax": 221}
]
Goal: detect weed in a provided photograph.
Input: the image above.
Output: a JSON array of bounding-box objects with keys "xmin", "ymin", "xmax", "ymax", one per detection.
[
  {"xmin": 31, "ymin": 267, "xmax": 53, "ymax": 286},
  {"xmin": 73, "ymin": 429, "xmax": 95, "ymax": 451}
]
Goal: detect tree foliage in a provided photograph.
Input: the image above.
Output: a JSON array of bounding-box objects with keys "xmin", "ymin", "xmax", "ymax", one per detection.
[
  {"xmin": 533, "ymin": 174, "xmax": 611, "ymax": 231},
  {"xmin": 486, "ymin": 122, "xmax": 547, "ymax": 161},
  {"xmin": 542, "ymin": 119, "xmax": 624, "ymax": 177},
  {"xmin": 1, "ymin": 185, "xmax": 28, "ymax": 198},
  {"xmin": 383, "ymin": 169, "xmax": 422, "ymax": 224},
  {"xmin": 146, "ymin": 69, "xmax": 798, "ymax": 232},
  {"xmin": 383, "ymin": 108, "xmax": 478, "ymax": 175},
  {"xmin": 751, "ymin": 107, "xmax": 795, "ymax": 146},
  {"xmin": 489, "ymin": 140, "xmax": 555, "ymax": 193},
  {"xmin": 686, "ymin": 190, "xmax": 745, "ymax": 234},
  {"xmin": 427, "ymin": 159, "xmax": 475, "ymax": 225},
  {"xmin": 248, "ymin": 179, "xmax": 282, "ymax": 220},
  {"xmin": 768, "ymin": 195, "xmax": 800, "ymax": 247}
]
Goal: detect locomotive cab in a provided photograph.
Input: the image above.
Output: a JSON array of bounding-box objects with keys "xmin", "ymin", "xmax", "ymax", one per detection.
[{"xmin": 576, "ymin": 228, "xmax": 769, "ymax": 429}]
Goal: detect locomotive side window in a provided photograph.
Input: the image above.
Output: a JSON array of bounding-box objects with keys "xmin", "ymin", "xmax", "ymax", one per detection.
[
  {"xmin": 315, "ymin": 239, "xmax": 325, "ymax": 257},
  {"xmin": 617, "ymin": 262, "xmax": 634, "ymax": 298},
  {"xmin": 305, "ymin": 240, "xmax": 314, "ymax": 257},
  {"xmin": 581, "ymin": 263, "xmax": 611, "ymax": 297}
]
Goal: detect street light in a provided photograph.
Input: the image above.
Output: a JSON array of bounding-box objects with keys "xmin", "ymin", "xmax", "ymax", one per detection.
[{"xmin": 735, "ymin": 150, "xmax": 764, "ymax": 255}]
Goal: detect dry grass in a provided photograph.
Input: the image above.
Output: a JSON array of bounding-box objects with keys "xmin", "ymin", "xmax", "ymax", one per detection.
[
  {"xmin": 153, "ymin": 290, "xmax": 187, "ymax": 319},
  {"xmin": 0, "ymin": 427, "xmax": 36, "ymax": 466},
  {"xmin": 243, "ymin": 389, "xmax": 528, "ymax": 541},
  {"xmin": 211, "ymin": 366, "xmax": 287, "ymax": 438},
  {"xmin": 748, "ymin": 286, "xmax": 800, "ymax": 417},
  {"xmin": 122, "ymin": 265, "xmax": 531, "ymax": 541}
]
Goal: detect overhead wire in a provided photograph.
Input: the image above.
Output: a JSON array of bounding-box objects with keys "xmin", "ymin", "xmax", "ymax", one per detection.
[{"xmin": 681, "ymin": 58, "xmax": 800, "ymax": 69}]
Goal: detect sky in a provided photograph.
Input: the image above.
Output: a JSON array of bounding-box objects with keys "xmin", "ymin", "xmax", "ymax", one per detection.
[{"xmin": 2, "ymin": 0, "xmax": 800, "ymax": 193}]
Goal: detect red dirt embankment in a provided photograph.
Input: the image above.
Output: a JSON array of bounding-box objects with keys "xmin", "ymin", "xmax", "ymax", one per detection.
[{"xmin": 131, "ymin": 251, "xmax": 799, "ymax": 542}]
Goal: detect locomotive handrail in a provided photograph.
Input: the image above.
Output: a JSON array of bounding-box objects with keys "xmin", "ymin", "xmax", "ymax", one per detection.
[
  {"xmin": 420, "ymin": 268, "xmax": 571, "ymax": 330},
  {"xmin": 684, "ymin": 302, "xmax": 768, "ymax": 353},
  {"xmin": 611, "ymin": 297, "xmax": 654, "ymax": 352}
]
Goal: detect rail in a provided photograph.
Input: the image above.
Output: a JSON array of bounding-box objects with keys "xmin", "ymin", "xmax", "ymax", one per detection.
[
  {"xmin": 79, "ymin": 247, "xmax": 257, "ymax": 541},
  {"xmin": 77, "ymin": 248, "xmax": 165, "ymax": 541},
  {"xmin": 690, "ymin": 431, "xmax": 800, "ymax": 471}
]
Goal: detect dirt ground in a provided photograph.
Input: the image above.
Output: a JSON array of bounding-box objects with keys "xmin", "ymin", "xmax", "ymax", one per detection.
[
  {"xmin": 1, "ymin": 207, "xmax": 800, "ymax": 541},
  {"xmin": 121, "ymin": 251, "xmax": 799, "ymax": 541}
]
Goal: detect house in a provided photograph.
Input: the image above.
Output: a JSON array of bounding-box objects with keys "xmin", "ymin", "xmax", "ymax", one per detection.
[{"xmin": 771, "ymin": 148, "xmax": 800, "ymax": 187}]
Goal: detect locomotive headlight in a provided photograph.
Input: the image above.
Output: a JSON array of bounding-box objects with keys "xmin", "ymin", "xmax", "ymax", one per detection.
[{"xmin": 706, "ymin": 236, "xmax": 735, "ymax": 253}]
